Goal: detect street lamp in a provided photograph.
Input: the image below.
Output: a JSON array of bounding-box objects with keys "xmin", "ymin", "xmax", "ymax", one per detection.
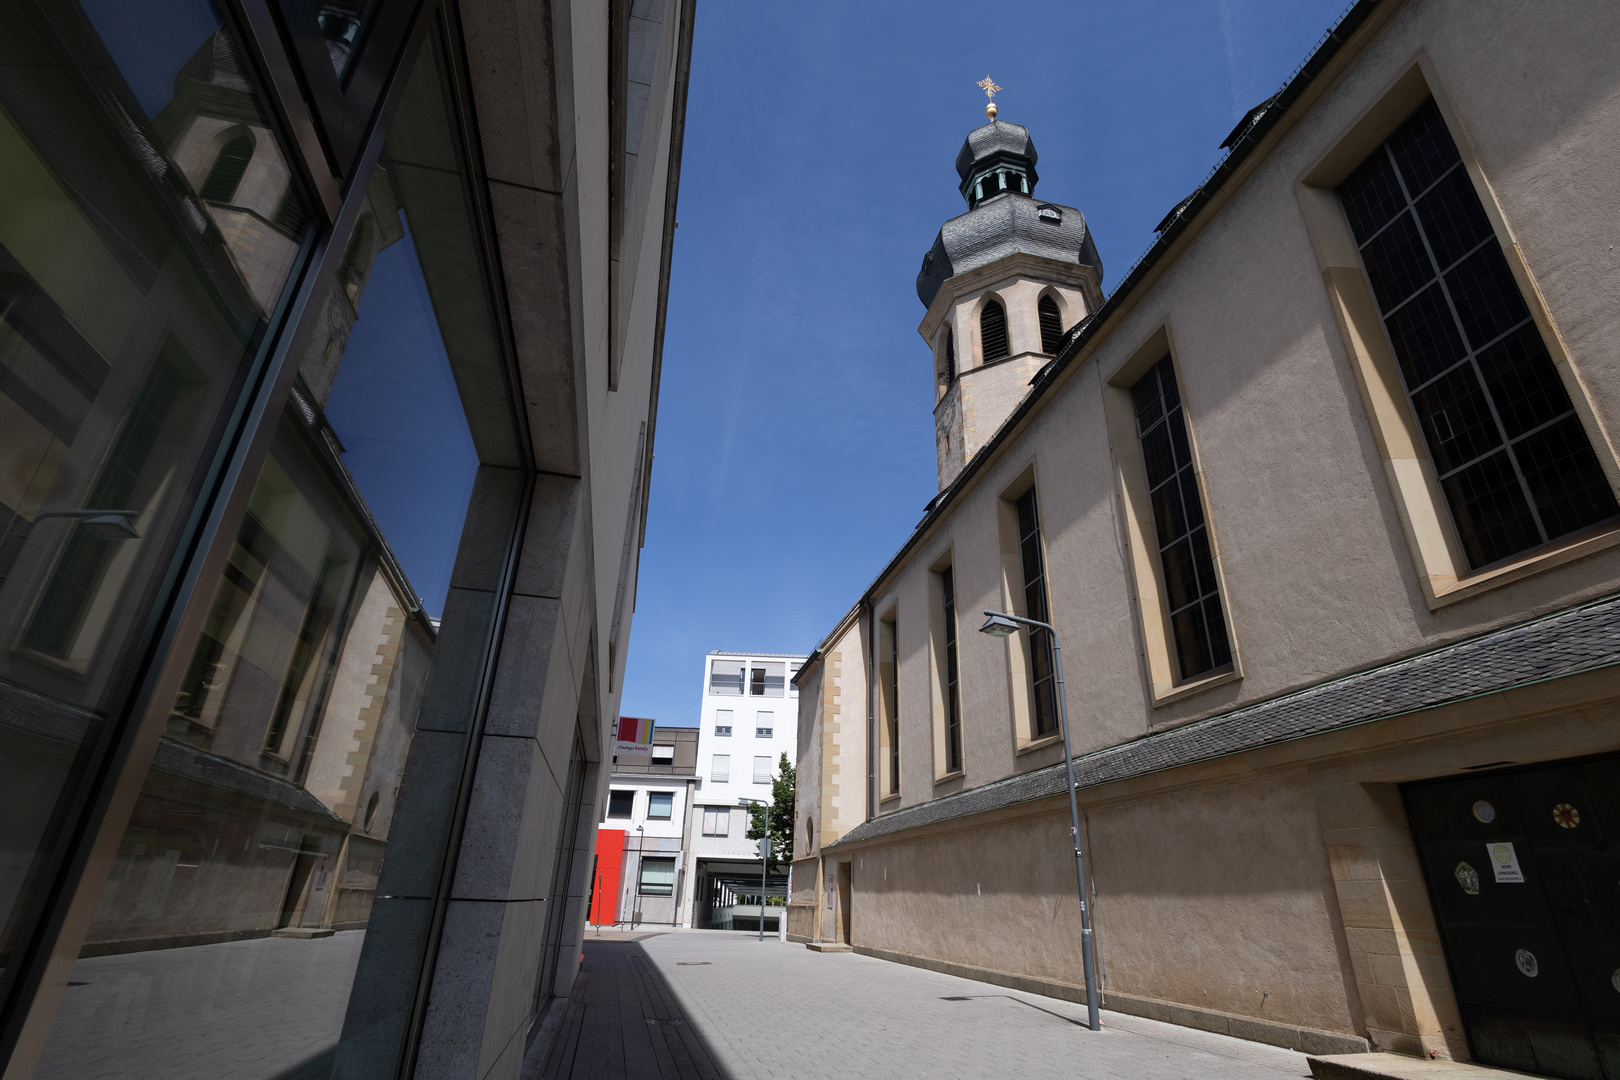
[
  {"xmin": 632, "ymin": 824, "xmax": 644, "ymax": 930},
  {"xmin": 979, "ymin": 609, "xmax": 1101, "ymax": 1031},
  {"xmin": 738, "ymin": 797, "xmax": 769, "ymax": 942}
]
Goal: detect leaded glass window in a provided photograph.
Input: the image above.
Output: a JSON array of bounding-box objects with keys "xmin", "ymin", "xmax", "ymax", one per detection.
[
  {"xmin": 1132, "ymin": 357, "xmax": 1232, "ymax": 681},
  {"xmin": 1339, "ymin": 98, "xmax": 1616, "ymax": 568},
  {"xmin": 1014, "ymin": 488, "xmax": 1058, "ymax": 736},
  {"xmin": 941, "ymin": 565, "xmax": 963, "ymax": 773}
]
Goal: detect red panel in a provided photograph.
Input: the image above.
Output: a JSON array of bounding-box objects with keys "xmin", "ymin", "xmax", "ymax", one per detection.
[{"xmin": 589, "ymin": 829, "xmax": 625, "ymax": 926}]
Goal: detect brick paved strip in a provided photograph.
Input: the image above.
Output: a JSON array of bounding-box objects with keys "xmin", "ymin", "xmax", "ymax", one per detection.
[{"xmin": 537, "ymin": 940, "xmax": 724, "ymax": 1080}]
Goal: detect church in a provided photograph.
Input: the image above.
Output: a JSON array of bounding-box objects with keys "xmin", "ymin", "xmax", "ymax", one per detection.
[{"xmin": 788, "ymin": 1, "xmax": 1620, "ymax": 1076}]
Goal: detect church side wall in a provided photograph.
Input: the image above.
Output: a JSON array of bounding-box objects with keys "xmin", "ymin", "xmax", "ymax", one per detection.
[
  {"xmin": 843, "ymin": 764, "xmax": 1360, "ymax": 1044},
  {"xmin": 817, "ymin": 0, "xmax": 1620, "ymax": 1062}
]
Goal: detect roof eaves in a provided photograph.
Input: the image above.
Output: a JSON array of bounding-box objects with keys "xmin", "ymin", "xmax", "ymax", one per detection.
[{"xmin": 825, "ymin": 588, "xmax": 1620, "ymax": 850}]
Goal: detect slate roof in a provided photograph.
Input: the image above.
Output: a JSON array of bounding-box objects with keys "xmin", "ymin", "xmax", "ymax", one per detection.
[
  {"xmin": 828, "ymin": 592, "xmax": 1620, "ymax": 849},
  {"xmin": 916, "ymin": 195, "xmax": 1103, "ymax": 307},
  {"xmin": 954, "ymin": 120, "xmax": 1038, "ymax": 181}
]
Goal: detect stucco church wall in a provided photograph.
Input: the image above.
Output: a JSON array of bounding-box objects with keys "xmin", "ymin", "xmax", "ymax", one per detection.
[
  {"xmin": 861, "ymin": 0, "xmax": 1620, "ymax": 820},
  {"xmin": 795, "ymin": 0, "xmax": 1620, "ymax": 1061},
  {"xmin": 846, "ymin": 765, "xmax": 1358, "ymax": 1039}
]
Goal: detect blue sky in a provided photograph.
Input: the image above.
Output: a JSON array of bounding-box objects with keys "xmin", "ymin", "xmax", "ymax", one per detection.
[{"xmin": 619, "ymin": 0, "xmax": 1350, "ymax": 726}]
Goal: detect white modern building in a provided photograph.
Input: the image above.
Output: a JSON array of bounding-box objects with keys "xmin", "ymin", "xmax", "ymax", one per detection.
[{"xmin": 679, "ymin": 651, "xmax": 806, "ymax": 930}]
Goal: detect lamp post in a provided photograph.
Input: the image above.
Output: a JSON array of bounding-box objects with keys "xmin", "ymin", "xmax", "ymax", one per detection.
[
  {"xmin": 739, "ymin": 797, "xmax": 769, "ymax": 942},
  {"xmin": 632, "ymin": 824, "xmax": 644, "ymax": 930},
  {"xmin": 979, "ymin": 610, "xmax": 1101, "ymax": 1031}
]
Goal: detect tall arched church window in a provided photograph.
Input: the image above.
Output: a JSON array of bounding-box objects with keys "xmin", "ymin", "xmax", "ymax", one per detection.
[
  {"xmin": 940, "ymin": 329, "xmax": 956, "ymax": 387},
  {"xmin": 1039, "ymin": 295, "xmax": 1064, "ymax": 355},
  {"xmin": 980, "ymin": 298, "xmax": 1009, "ymax": 362},
  {"xmin": 200, "ymin": 133, "xmax": 254, "ymax": 203}
]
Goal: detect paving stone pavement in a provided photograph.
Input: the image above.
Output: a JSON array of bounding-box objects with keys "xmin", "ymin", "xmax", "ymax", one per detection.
[
  {"xmin": 33, "ymin": 930, "xmax": 363, "ymax": 1080},
  {"xmin": 560, "ymin": 930, "xmax": 1314, "ymax": 1080}
]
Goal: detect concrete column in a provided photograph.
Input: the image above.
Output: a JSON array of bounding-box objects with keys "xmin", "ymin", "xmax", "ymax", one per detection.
[{"xmin": 411, "ymin": 474, "xmax": 600, "ymax": 1080}]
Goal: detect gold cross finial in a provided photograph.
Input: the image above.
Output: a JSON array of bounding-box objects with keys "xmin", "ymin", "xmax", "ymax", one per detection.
[{"xmin": 977, "ymin": 75, "xmax": 1002, "ymax": 119}]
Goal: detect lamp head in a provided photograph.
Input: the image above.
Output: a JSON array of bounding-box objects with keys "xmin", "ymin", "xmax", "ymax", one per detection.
[
  {"xmin": 82, "ymin": 514, "xmax": 141, "ymax": 540},
  {"xmin": 978, "ymin": 613, "xmax": 1021, "ymax": 638}
]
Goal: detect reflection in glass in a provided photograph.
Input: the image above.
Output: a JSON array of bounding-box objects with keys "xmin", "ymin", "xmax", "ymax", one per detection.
[
  {"xmin": 0, "ymin": 0, "xmax": 307, "ymax": 1013},
  {"xmin": 33, "ymin": 25, "xmax": 511, "ymax": 1080}
]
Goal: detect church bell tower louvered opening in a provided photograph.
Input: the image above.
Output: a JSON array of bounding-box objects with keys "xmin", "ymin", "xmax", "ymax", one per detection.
[
  {"xmin": 915, "ymin": 88, "xmax": 1105, "ymax": 490},
  {"xmin": 1038, "ymin": 294, "xmax": 1063, "ymax": 355},
  {"xmin": 980, "ymin": 299, "xmax": 1009, "ymax": 362}
]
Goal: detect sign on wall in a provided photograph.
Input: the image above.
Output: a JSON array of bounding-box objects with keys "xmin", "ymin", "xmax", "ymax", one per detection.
[{"xmin": 615, "ymin": 715, "xmax": 655, "ymax": 754}]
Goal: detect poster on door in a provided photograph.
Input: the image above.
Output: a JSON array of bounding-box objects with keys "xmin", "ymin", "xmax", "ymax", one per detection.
[{"xmin": 1488, "ymin": 842, "xmax": 1524, "ymax": 883}]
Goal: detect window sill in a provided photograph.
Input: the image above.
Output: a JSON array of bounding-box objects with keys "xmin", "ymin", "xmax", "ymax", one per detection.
[
  {"xmin": 1425, "ymin": 522, "xmax": 1620, "ymax": 609},
  {"xmin": 879, "ymin": 793, "xmax": 901, "ymax": 807},
  {"xmin": 933, "ymin": 770, "xmax": 964, "ymax": 785},
  {"xmin": 1015, "ymin": 733, "xmax": 1063, "ymax": 756},
  {"xmin": 1151, "ymin": 666, "xmax": 1239, "ymax": 708}
]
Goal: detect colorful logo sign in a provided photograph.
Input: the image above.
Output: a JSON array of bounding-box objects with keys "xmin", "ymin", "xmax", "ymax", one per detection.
[{"xmin": 615, "ymin": 715, "xmax": 655, "ymax": 754}]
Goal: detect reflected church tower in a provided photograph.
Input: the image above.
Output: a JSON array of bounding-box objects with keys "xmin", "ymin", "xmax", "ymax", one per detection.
[
  {"xmin": 155, "ymin": 29, "xmax": 402, "ymax": 406},
  {"xmin": 917, "ymin": 82, "xmax": 1104, "ymax": 489}
]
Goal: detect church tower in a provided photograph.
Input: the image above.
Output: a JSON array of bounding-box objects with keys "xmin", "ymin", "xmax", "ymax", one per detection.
[{"xmin": 917, "ymin": 91, "xmax": 1103, "ymax": 489}]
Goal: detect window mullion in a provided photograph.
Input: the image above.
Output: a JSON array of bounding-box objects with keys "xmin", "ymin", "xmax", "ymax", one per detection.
[{"xmin": 1386, "ymin": 143, "xmax": 1549, "ymax": 545}]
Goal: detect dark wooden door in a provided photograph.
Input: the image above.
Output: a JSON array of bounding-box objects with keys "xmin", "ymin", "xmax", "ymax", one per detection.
[
  {"xmin": 1405, "ymin": 755, "xmax": 1620, "ymax": 1078},
  {"xmin": 836, "ymin": 862, "xmax": 852, "ymax": 945}
]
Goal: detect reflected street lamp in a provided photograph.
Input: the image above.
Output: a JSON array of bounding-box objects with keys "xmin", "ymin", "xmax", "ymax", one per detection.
[
  {"xmin": 739, "ymin": 797, "xmax": 769, "ymax": 942},
  {"xmin": 979, "ymin": 609, "xmax": 1101, "ymax": 1031}
]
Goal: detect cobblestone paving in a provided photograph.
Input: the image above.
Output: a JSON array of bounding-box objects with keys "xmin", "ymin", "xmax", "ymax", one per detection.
[
  {"xmin": 33, "ymin": 931, "xmax": 363, "ymax": 1080},
  {"xmin": 639, "ymin": 931, "xmax": 1314, "ymax": 1080}
]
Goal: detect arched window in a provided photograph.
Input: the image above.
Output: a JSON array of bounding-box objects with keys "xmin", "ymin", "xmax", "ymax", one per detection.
[
  {"xmin": 980, "ymin": 298, "xmax": 1009, "ymax": 362},
  {"xmin": 940, "ymin": 329, "xmax": 956, "ymax": 388},
  {"xmin": 200, "ymin": 132, "xmax": 254, "ymax": 204},
  {"xmin": 1039, "ymin": 295, "xmax": 1064, "ymax": 355}
]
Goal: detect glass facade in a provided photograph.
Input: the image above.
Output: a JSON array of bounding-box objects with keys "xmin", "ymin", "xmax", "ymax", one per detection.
[
  {"xmin": 0, "ymin": 4, "xmax": 528, "ymax": 1079},
  {"xmin": 1, "ymin": 0, "xmax": 310, "ymax": 1029}
]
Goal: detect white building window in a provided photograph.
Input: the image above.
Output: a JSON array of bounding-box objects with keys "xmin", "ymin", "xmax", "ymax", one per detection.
[
  {"xmin": 714, "ymin": 709, "xmax": 732, "ymax": 736},
  {"xmin": 749, "ymin": 661, "xmax": 785, "ymax": 697},
  {"xmin": 652, "ymin": 745, "xmax": 674, "ymax": 762},
  {"xmin": 647, "ymin": 792, "xmax": 673, "ymax": 819},
  {"xmin": 709, "ymin": 659, "xmax": 744, "ymax": 696},
  {"xmin": 711, "ymin": 755, "xmax": 729, "ymax": 782},
  {"xmin": 607, "ymin": 789, "xmax": 633, "ymax": 818},
  {"xmin": 789, "ymin": 663, "xmax": 802, "ymax": 696},
  {"xmin": 756, "ymin": 711, "xmax": 772, "ymax": 738},
  {"xmin": 753, "ymin": 755, "xmax": 772, "ymax": 784},
  {"xmin": 702, "ymin": 807, "xmax": 730, "ymax": 836},
  {"xmin": 638, "ymin": 857, "xmax": 675, "ymax": 896}
]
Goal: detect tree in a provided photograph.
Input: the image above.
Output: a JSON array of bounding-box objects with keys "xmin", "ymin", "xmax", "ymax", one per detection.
[{"xmin": 745, "ymin": 752, "xmax": 796, "ymax": 875}]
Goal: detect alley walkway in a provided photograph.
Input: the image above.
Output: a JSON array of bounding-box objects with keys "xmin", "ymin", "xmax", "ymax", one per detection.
[{"xmin": 526, "ymin": 930, "xmax": 1313, "ymax": 1080}]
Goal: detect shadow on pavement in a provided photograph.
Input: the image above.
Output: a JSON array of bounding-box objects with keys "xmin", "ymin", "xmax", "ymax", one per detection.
[
  {"xmin": 939, "ymin": 994, "xmax": 1093, "ymax": 1028},
  {"xmin": 524, "ymin": 936, "xmax": 734, "ymax": 1080}
]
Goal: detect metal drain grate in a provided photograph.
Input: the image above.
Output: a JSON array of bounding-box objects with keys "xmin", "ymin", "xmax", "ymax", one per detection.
[{"xmin": 676, "ymin": 961, "xmax": 711, "ymax": 966}]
